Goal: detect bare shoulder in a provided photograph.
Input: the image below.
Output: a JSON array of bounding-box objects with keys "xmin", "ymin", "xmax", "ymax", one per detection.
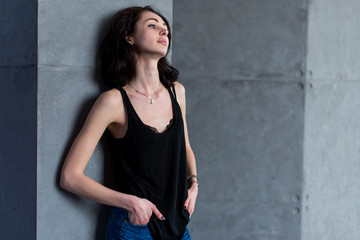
[
  {"xmin": 173, "ymin": 81, "xmax": 186, "ymax": 102},
  {"xmin": 173, "ymin": 81, "xmax": 187, "ymax": 110},
  {"xmin": 90, "ymin": 88, "xmax": 124, "ymax": 123},
  {"xmin": 96, "ymin": 88, "xmax": 123, "ymax": 108},
  {"xmin": 174, "ymin": 81, "xmax": 185, "ymax": 95}
]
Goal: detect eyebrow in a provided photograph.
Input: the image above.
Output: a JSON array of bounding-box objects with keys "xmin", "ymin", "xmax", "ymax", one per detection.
[{"xmin": 145, "ymin": 18, "xmax": 167, "ymax": 27}]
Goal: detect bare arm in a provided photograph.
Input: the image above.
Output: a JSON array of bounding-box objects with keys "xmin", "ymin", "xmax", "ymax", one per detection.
[
  {"xmin": 175, "ymin": 82, "xmax": 198, "ymax": 217},
  {"xmin": 60, "ymin": 89, "xmax": 164, "ymax": 224},
  {"xmin": 60, "ymin": 89, "xmax": 134, "ymax": 209}
]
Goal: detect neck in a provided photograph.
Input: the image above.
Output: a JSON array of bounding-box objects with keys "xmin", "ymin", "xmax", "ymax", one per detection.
[{"xmin": 130, "ymin": 56, "xmax": 161, "ymax": 94}]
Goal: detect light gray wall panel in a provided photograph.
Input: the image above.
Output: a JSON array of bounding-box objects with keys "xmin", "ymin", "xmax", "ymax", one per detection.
[
  {"xmin": 37, "ymin": 1, "xmax": 173, "ymax": 239},
  {"xmin": 37, "ymin": 67, "xmax": 105, "ymax": 239},
  {"xmin": 306, "ymin": 0, "xmax": 360, "ymax": 82},
  {"xmin": 38, "ymin": 0, "xmax": 173, "ymax": 67},
  {"xmin": 302, "ymin": 82, "xmax": 360, "ymax": 240},
  {"xmin": 302, "ymin": 1, "xmax": 360, "ymax": 239}
]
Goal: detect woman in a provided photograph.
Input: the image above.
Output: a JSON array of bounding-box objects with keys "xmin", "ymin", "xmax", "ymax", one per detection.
[{"xmin": 60, "ymin": 6, "xmax": 198, "ymax": 240}]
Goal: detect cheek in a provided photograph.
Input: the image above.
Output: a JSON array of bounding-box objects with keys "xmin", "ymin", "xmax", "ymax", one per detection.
[{"xmin": 134, "ymin": 32, "xmax": 147, "ymax": 43}]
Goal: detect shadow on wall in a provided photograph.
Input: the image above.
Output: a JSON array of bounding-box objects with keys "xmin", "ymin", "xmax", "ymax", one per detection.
[{"xmin": 55, "ymin": 12, "xmax": 117, "ymax": 240}]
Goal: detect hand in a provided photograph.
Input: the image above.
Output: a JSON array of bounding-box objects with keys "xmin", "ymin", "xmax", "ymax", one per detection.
[
  {"xmin": 184, "ymin": 182, "xmax": 198, "ymax": 218},
  {"xmin": 128, "ymin": 197, "xmax": 165, "ymax": 225}
]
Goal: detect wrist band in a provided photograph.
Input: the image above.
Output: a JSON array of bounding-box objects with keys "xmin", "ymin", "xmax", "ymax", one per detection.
[
  {"xmin": 187, "ymin": 174, "xmax": 197, "ymax": 181},
  {"xmin": 187, "ymin": 175, "xmax": 198, "ymax": 188},
  {"xmin": 187, "ymin": 180, "xmax": 199, "ymax": 187}
]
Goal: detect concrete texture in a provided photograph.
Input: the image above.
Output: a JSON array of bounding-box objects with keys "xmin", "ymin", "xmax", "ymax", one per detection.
[
  {"xmin": 184, "ymin": 80, "xmax": 303, "ymax": 240},
  {"xmin": 0, "ymin": 0, "xmax": 37, "ymax": 239},
  {"xmin": 3, "ymin": 0, "xmax": 360, "ymax": 239},
  {"xmin": 0, "ymin": 67, "xmax": 37, "ymax": 240},
  {"xmin": 37, "ymin": 1, "xmax": 172, "ymax": 239},
  {"xmin": 37, "ymin": 67, "xmax": 103, "ymax": 239},
  {"xmin": 173, "ymin": 0, "xmax": 307, "ymax": 82},
  {"xmin": 173, "ymin": 1, "xmax": 307, "ymax": 239},
  {"xmin": 0, "ymin": 0, "xmax": 37, "ymax": 66},
  {"xmin": 302, "ymin": 0, "xmax": 360, "ymax": 239},
  {"xmin": 306, "ymin": 0, "xmax": 360, "ymax": 82},
  {"xmin": 302, "ymin": 82, "xmax": 360, "ymax": 240}
]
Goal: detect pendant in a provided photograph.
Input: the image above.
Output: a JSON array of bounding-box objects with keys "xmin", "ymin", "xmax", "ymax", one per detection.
[{"xmin": 150, "ymin": 99, "xmax": 154, "ymax": 104}]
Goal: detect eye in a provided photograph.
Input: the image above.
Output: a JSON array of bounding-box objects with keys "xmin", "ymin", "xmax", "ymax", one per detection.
[{"xmin": 148, "ymin": 24, "xmax": 156, "ymax": 29}]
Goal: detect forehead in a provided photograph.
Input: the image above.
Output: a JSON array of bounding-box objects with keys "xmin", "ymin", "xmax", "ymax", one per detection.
[{"xmin": 139, "ymin": 11, "xmax": 167, "ymax": 26}]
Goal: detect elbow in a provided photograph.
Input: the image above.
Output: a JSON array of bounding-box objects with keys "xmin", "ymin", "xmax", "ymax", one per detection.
[
  {"xmin": 60, "ymin": 170, "xmax": 76, "ymax": 192},
  {"xmin": 60, "ymin": 171, "xmax": 69, "ymax": 190}
]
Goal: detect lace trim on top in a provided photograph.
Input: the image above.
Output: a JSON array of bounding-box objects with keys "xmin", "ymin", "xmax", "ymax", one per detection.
[{"xmin": 144, "ymin": 118, "xmax": 174, "ymax": 133}]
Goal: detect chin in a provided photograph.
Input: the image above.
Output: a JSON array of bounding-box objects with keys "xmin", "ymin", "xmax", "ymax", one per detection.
[
  {"xmin": 157, "ymin": 47, "xmax": 168, "ymax": 57},
  {"xmin": 156, "ymin": 51, "xmax": 167, "ymax": 58}
]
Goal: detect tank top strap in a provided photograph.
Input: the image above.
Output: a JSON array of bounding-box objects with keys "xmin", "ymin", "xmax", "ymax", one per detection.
[
  {"xmin": 115, "ymin": 86, "xmax": 131, "ymax": 107},
  {"xmin": 115, "ymin": 86, "xmax": 138, "ymax": 126},
  {"xmin": 170, "ymin": 84, "xmax": 177, "ymax": 101}
]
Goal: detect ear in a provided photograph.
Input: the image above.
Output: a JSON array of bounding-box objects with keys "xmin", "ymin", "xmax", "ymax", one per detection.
[{"xmin": 126, "ymin": 36, "xmax": 134, "ymax": 45}]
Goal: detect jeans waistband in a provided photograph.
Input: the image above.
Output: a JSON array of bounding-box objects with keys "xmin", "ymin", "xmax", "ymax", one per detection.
[{"xmin": 112, "ymin": 207, "xmax": 128, "ymax": 219}]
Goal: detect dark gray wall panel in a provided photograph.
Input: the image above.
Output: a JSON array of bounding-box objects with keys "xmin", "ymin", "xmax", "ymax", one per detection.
[
  {"xmin": 184, "ymin": 79, "xmax": 303, "ymax": 239},
  {"xmin": 173, "ymin": 0, "xmax": 307, "ymax": 82},
  {"xmin": 0, "ymin": 67, "xmax": 37, "ymax": 240},
  {"xmin": 192, "ymin": 201, "xmax": 299, "ymax": 240},
  {"xmin": 173, "ymin": 1, "xmax": 306, "ymax": 239},
  {"xmin": 0, "ymin": 0, "xmax": 37, "ymax": 66},
  {"xmin": 0, "ymin": 0, "xmax": 37, "ymax": 239}
]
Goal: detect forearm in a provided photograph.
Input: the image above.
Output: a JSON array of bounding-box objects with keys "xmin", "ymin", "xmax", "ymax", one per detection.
[
  {"xmin": 61, "ymin": 173, "xmax": 135, "ymax": 211},
  {"xmin": 186, "ymin": 146, "xmax": 198, "ymax": 187},
  {"xmin": 186, "ymin": 146, "xmax": 197, "ymax": 176},
  {"xmin": 184, "ymin": 146, "xmax": 198, "ymax": 216}
]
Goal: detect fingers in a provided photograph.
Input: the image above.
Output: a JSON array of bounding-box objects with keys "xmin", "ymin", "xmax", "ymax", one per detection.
[
  {"xmin": 184, "ymin": 196, "xmax": 190, "ymax": 210},
  {"xmin": 184, "ymin": 195, "xmax": 196, "ymax": 217},
  {"xmin": 151, "ymin": 204, "xmax": 165, "ymax": 221},
  {"xmin": 187, "ymin": 201, "xmax": 195, "ymax": 217},
  {"xmin": 129, "ymin": 198, "xmax": 165, "ymax": 224}
]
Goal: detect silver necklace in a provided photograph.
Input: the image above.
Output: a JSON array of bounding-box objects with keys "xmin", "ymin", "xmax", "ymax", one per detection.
[{"xmin": 128, "ymin": 81, "xmax": 161, "ymax": 104}]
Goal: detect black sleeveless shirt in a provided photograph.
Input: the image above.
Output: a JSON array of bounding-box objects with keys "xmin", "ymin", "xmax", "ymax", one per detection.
[{"xmin": 109, "ymin": 86, "xmax": 190, "ymax": 239}]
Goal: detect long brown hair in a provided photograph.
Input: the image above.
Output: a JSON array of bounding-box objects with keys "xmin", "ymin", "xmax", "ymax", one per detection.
[{"xmin": 99, "ymin": 6, "xmax": 179, "ymax": 89}]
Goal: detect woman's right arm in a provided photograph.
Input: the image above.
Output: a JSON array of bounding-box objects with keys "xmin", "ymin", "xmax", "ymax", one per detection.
[
  {"xmin": 60, "ymin": 89, "xmax": 164, "ymax": 224},
  {"xmin": 60, "ymin": 89, "xmax": 134, "ymax": 209}
]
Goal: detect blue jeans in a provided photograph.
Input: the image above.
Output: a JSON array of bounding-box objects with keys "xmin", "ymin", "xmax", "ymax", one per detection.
[{"xmin": 105, "ymin": 207, "xmax": 191, "ymax": 240}]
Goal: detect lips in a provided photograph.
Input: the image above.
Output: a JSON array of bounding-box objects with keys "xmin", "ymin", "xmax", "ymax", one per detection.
[{"xmin": 157, "ymin": 38, "xmax": 168, "ymax": 46}]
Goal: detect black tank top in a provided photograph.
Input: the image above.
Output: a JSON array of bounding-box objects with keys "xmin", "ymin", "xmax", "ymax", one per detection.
[{"xmin": 109, "ymin": 86, "xmax": 190, "ymax": 239}]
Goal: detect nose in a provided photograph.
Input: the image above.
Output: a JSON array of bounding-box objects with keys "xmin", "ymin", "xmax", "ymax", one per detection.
[{"xmin": 160, "ymin": 28, "xmax": 168, "ymax": 36}]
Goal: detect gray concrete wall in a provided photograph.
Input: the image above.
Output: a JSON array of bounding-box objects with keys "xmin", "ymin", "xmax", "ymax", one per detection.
[
  {"xmin": 302, "ymin": 0, "xmax": 360, "ymax": 239},
  {"xmin": 173, "ymin": 1, "xmax": 307, "ymax": 239},
  {"xmin": 37, "ymin": 1, "xmax": 172, "ymax": 239},
  {"xmin": 0, "ymin": 0, "xmax": 37, "ymax": 239},
  {"xmin": 4, "ymin": 0, "xmax": 359, "ymax": 239}
]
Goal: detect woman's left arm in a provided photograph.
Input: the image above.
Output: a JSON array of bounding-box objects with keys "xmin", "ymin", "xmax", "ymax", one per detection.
[{"xmin": 175, "ymin": 82, "xmax": 198, "ymax": 217}]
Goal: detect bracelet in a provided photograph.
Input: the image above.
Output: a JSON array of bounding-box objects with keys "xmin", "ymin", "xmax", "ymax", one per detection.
[
  {"xmin": 187, "ymin": 174, "xmax": 197, "ymax": 181},
  {"xmin": 187, "ymin": 175, "xmax": 198, "ymax": 188},
  {"xmin": 188, "ymin": 179, "xmax": 199, "ymax": 188},
  {"xmin": 187, "ymin": 180, "xmax": 199, "ymax": 188}
]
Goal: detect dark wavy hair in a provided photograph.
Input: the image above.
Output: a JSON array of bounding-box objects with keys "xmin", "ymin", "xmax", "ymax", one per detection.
[{"xmin": 99, "ymin": 6, "xmax": 179, "ymax": 89}]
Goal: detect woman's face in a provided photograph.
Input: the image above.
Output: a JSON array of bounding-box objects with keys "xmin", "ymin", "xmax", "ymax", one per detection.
[{"xmin": 127, "ymin": 11, "xmax": 169, "ymax": 58}]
